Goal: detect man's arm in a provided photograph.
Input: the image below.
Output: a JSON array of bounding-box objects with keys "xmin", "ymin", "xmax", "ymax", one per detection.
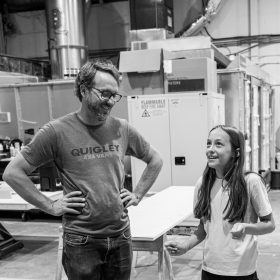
[
  {"xmin": 120, "ymin": 146, "xmax": 163, "ymax": 207},
  {"xmin": 3, "ymin": 153, "xmax": 85, "ymax": 216}
]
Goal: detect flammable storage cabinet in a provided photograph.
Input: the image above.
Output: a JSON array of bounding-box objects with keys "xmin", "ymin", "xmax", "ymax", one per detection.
[{"xmin": 128, "ymin": 92, "xmax": 225, "ymax": 192}]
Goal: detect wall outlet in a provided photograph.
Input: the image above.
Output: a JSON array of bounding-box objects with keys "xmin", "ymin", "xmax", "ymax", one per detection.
[{"xmin": 0, "ymin": 112, "xmax": 11, "ymax": 123}]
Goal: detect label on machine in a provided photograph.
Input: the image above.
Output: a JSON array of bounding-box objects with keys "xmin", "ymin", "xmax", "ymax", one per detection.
[{"xmin": 168, "ymin": 78, "xmax": 205, "ymax": 92}]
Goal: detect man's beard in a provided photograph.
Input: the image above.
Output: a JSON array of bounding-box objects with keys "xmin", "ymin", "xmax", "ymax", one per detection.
[{"xmin": 85, "ymin": 94, "xmax": 111, "ymax": 121}]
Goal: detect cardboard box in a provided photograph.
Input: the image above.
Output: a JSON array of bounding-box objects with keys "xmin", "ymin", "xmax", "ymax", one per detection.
[
  {"xmin": 164, "ymin": 57, "xmax": 217, "ymax": 93},
  {"xmin": 129, "ymin": 28, "xmax": 173, "ymax": 43},
  {"xmin": 119, "ymin": 49, "xmax": 175, "ymax": 96}
]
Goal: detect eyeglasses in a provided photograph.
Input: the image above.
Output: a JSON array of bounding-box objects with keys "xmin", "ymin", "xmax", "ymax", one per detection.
[{"xmin": 92, "ymin": 87, "xmax": 122, "ymax": 102}]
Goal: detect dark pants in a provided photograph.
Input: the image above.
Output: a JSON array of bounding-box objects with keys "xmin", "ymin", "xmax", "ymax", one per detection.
[
  {"xmin": 62, "ymin": 227, "xmax": 132, "ymax": 280},
  {"xmin": 202, "ymin": 270, "xmax": 259, "ymax": 280}
]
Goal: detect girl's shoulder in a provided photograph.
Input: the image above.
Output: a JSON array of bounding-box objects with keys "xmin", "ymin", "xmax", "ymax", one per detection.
[
  {"xmin": 245, "ymin": 172, "xmax": 264, "ymax": 185},
  {"xmin": 245, "ymin": 172, "xmax": 266, "ymax": 195}
]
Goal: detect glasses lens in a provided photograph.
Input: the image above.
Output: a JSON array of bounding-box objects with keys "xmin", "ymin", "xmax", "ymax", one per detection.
[
  {"xmin": 100, "ymin": 90, "xmax": 112, "ymax": 100},
  {"xmin": 112, "ymin": 94, "xmax": 122, "ymax": 102},
  {"xmin": 101, "ymin": 91, "xmax": 122, "ymax": 102},
  {"xmin": 93, "ymin": 88, "xmax": 122, "ymax": 102}
]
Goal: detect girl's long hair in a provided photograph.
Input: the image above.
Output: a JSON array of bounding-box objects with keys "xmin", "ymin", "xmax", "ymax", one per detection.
[{"xmin": 194, "ymin": 125, "xmax": 248, "ymax": 223}]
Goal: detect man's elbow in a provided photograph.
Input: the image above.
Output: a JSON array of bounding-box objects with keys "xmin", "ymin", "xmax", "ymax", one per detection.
[
  {"xmin": 2, "ymin": 167, "xmax": 13, "ymax": 184},
  {"xmin": 3, "ymin": 162, "xmax": 19, "ymax": 184},
  {"xmin": 152, "ymin": 152, "xmax": 163, "ymax": 171}
]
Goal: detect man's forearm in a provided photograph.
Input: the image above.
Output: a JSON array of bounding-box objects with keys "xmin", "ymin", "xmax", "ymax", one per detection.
[
  {"xmin": 3, "ymin": 169, "xmax": 55, "ymax": 215},
  {"xmin": 133, "ymin": 155, "xmax": 163, "ymax": 200}
]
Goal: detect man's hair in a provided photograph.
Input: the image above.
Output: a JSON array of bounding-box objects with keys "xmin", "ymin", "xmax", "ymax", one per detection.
[{"xmin": 74, "ymin": 59, "xmax": 121, "ymax": 102}]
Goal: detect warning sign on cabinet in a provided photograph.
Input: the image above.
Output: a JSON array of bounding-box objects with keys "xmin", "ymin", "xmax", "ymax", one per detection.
[
  {"xmin": 140, "ymin": 99, "xmax": 167, "ymax": 118},
  {"xmin": 142, "ymin": 109, "xmax": 150, "ymax": 117}
]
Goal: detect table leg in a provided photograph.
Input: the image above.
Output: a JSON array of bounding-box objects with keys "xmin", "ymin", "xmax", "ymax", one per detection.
[
  {"xmin": 132, "ymin": 251, "xmax": 138, "ymax": 276},
  {"xmin": 158, "ymin": 241, "xmax": 165, "ymax": 280},
  {"xmin": 164, "ymin": 247, "xmax": 174, "ymax": 280},
  {"xmin": 132, "ymin": 234, "xmax": 175, "ymax": 280}
]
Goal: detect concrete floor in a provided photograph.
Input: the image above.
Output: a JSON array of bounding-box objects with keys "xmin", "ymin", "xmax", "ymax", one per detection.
[{"xmin": 0, "ymin": 190, "xmax": 279, "ymax": 280}]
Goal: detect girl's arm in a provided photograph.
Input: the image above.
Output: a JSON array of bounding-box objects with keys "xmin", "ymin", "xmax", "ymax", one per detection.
[
  {"xmin": 231, "ymin": 214, "xmax": 275, "ymax": 238},
  {"xmin": 165, "ymin": 218, "xmax": 206, "ymax": 256},
  {"xmin": 231, "ymin": 173, "xmax": 276, "ymax": 239},
  {"xmin": 245, "ymin": 213, "xmax": 275, "ymax": 235}
]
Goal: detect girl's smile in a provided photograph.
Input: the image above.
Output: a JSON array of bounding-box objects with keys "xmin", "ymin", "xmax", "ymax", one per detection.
[{"xmin": 206, "ymin": 128, "xmax": 233, "ymax": 177}]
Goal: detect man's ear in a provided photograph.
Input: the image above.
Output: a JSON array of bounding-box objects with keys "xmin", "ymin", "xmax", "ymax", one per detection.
[{"xmin": 80, "ymin": 85, "xmax": 88, "ymax": 97}]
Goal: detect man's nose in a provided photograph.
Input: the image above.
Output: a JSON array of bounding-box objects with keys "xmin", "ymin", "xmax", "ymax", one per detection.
[{"xmin": 106, "ymin": 98, "xmax": 115, "ymax": 106}]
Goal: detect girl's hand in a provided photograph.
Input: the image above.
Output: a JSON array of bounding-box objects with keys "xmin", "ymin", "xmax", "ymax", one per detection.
[
  {"xmin": 165, "ymin": 241, "xmax": 188, "ymax": 256},
  {"xmin": 230, "ymin": 223, "xmax": 246, "ymax": 239}
]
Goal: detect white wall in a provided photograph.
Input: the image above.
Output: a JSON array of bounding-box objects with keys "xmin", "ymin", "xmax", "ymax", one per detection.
[
  {"xmin": 207, "ymin": 0, "xmax": 280, "ymax": 82},
  {"xmin": 207, "ymin": 0, "xmax": 280, "ymax": 154}
]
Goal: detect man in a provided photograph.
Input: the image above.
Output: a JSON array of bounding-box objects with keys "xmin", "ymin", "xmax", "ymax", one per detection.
[{"xmin": 3, "ymin": 59, "xmax": 163, "ymax": 280}]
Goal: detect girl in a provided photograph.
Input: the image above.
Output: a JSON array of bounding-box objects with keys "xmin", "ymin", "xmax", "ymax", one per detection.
[{"xmin": 165, "ymin": 125, "xmax": 275, "ymax": 280}]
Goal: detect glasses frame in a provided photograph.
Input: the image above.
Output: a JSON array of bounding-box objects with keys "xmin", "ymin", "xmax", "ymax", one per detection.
[{"xmin": 92, "ymin": 87, "xmax": 122, "ymax": 103}]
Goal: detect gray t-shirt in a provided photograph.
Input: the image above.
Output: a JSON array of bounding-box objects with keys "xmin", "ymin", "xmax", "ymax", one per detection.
[{"xmin": 21, "ymin": 112, "xmax": 150, "ymax": 237}]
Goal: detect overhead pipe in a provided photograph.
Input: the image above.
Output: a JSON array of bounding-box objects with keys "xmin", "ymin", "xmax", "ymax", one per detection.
[
  {"xmin": 45, "ymin": 0, "xmax": 90, "ymax": 79},
  {"xmin": 176, "ymin": 0, "xmax": 225, "ymax": 38}
]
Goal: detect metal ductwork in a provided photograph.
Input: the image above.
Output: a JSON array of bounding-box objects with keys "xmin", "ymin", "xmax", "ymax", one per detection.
[{"xmin": 45, "ymin": 0, "xmax": 90, "ymax": 79}]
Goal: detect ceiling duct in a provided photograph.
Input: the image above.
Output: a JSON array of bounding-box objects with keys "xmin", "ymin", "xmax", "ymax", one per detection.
[
  {"xmin": 129, "ymin": 0, "xmax": 174, "ymax": 33},
  {"xmin": 176, "ymin": 0, "xmax": 224, "ymax": 37},
  {"xmin": 45, "ymin": 0, "xmax": 90, "ymax": 79}
]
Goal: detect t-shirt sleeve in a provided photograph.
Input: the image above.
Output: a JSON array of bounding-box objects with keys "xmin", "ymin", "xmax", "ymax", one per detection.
[
  {"xmin": 20, "ymin": 123, "xmax": 57, "ymax": 168},
  {"xmin": 247, "ymin": 173, "xmax": 272, "ymax": 217},
  {"xmin": 125, "ymin": 122, "xmax": 150, "ymax": 160}
]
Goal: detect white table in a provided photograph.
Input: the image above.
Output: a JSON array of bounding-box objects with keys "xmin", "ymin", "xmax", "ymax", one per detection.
[
  {"xmin": 0, "ymin": 191, "xmax": 62, "ymax": 211},
  {"xmin": 128, "ymin": 186, "xmax": 196, "ymax": 280},
  {"xmin": 0, "ymin": 182, "xmax": 62, "ymax": 258},
  {"xmin": 0, "ymin": 181, "xmax": 62, "ymax": 220}
]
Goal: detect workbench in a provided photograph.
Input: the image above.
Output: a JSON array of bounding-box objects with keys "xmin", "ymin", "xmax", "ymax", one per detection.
[
  {"xmin": 0, "ymin": 181, "xmax": 63, "ymax": 258},
  {"xmin": 0, "ymin": 181, "xmax": 62, "ymax": 221},
  {"xmin": 128, "ymin": 186, "xmax": 196, "ymax": 280}
]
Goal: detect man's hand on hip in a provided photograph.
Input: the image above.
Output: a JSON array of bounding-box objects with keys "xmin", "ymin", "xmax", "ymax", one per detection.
[
  {"xmin": 120, "ymin": 188, "xmax": 140, "ymax": 208},
  {"xmin": 51, "ymin": 191, "xmax": 86, "ymax": 216}
]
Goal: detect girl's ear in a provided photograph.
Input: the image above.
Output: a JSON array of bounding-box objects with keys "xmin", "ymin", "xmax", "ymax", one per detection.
[{"xmin": 236, "ymin": 148, "xmax": 240, "ymax": 158}]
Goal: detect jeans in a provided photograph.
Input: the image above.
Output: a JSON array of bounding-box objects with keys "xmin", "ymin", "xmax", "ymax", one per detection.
[
  {"xmin": 202, "ymin": 270, "xmax": 259, "ymax": 280},
  {"xmin": 62, "ymin": 227, "xmax": 132, "ymax": 280}
]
